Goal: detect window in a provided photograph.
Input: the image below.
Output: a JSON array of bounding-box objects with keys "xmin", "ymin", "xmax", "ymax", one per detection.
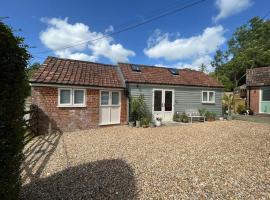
[
  {"xmin": 168, "ymin": 68, "xmax": 179, "ymax": 75},
  {"xmin": 262, "ymin": 88, "xmax": 270, "ymax": 101},
  {"xmin": 202, "ymin": 91, "xmax": 215, "ymax": 103},
  {"xmin": 74, "ymin": 89, "xmax": 85, "ymax": 105},
  {"xmin": 154, "ymin": 90, "xmax": 162, "ymax": 111},
  {"xmin": 111, "ymin": 92, "xmax": 120, "ymax": 105},
  {"xmin": 100, "ymin": 91, "xmax": 121, "ymax": 106},
  {"xmin": 131, "ymin": 65, "xmax": 141, "ymax": 72},
  {"xmin": 58, "ymin": 88, "xmax": 86, "ymax": 107},
  {"xmin": 101, "ymin": 91, "xmax": 109, "ymax": 105},
  {"xmin": 60, "ymin": 89, "xmax": 71, "ymax": 105}
]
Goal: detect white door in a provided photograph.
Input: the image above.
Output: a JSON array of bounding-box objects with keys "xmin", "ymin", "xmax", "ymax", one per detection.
[
  {"xmin": 153, "ymin": 89, "xmax": 174, "ymax": 121},
  {"xmin": 99, "ymin": 91, "xmax": 121, "ymax": 125}
]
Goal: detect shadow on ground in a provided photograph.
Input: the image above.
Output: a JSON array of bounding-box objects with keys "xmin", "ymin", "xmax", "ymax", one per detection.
[{"xmin": 21, "ymin": 159, "xmax": 137, "ymax": 199}]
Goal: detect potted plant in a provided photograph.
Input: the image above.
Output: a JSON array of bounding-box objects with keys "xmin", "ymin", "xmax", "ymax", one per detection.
[
  {"xmin": 141, "ymin": 117, "xmax": 150, "ymax": 128},
  {"xmin": 173, "ymin": 112, "xmax": 181, "ymax": 122},
  {"xmin": 155, "ymin": 116, "xmax": 162, "ymax": 127},
  {"xmin": 222, "ymin": 94, "xmax": 234, "ymax": 120},
  {"xmin": 128, "ymin": 121, "xmax": 135, "ymax": 127},
  {"xmin": 205, "ymin": 111, "xmax": 216, "ymax": 121}
]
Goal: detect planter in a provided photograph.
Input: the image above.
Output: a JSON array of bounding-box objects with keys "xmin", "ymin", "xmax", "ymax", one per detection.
[
  {"xmin": 142, "ymin": 124, "xmax": 148, "ymax": 128},
  {"xmin": 129, "ymin": 121, "xmax": 135, "ymax": 127},
  {"xmin": 136, "ymin": 120, "xmax": 141, "ymax": 128},
  {"xmin": 207, "ymin": 117, "xmax": 215, "ymax": 122},
  {"xmin": 155, "ymin": 120, "xmax": 161, "ymax": 127}
]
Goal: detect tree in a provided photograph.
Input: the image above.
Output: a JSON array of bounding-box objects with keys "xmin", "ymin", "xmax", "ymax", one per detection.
[
  {"xmin": 199, "ymin": 63, "xmax": 207, "ymax": 73},
  {"xmin": 27, "ymin": 62, "xmax": 40, "ymax": 79},
  {"xmin": 0, "ymin": 21, "xmax": 30, "ymax": 199},
  {"xmin": 212, "ymin": 17, "xmax": 270, "ymax": 91}
]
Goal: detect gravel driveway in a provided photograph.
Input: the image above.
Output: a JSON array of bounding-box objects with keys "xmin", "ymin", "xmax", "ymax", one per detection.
[{"xmin": 21, "ymin": 121, "xmax": 270, "ymax": 199}]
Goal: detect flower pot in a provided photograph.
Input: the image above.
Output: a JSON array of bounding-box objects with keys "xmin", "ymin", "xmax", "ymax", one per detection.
[
  {"xmin": 142, "ymin": 124, "xmax": 148, "ymax": 128},
  {"xmin": 129, "ymin": 121, "xmax": 135, "ymax": 127},
  {"xmin": 207, "ymin": 117, "xmax": 215, "ymax": 122},
  {"xmin": 136, "ymin": 120, "xmax": 140, "ymax": 128},
  {"xmin": 155, "ymin": 120, "xmax": 161, "ymax": 127}
]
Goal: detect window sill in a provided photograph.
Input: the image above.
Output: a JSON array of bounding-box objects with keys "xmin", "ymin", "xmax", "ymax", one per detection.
[
  {"xmin": 202, "ymin": 102, "xmax": 215, "ymax": 104},
  {"xmin": 57, "ymin": 105, "xmax": 86, "ymax": 108}
]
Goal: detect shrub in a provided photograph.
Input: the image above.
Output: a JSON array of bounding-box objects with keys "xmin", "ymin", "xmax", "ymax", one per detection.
[
  {"xmin": 205, "ymin": 111, "xmax": 217, "ymax": 119},
  {"xmin": 198, "ymin": 108, "xmax": 207, "ymax": 116},
  {"xmin": 0, "ymin": 20, "xmax": 30, "ymax": 199},
  {"xmin": 130, "ymin": 95, "xmax": 150, "ymax": 122},
  {"xmin": 237, "ymin": 104, "xmax": 246, "ymax": 114},
  {"xmin": 141, "ymin": 117, "xmax": 150, "ymax": 126},
  {"xmin": 179, "ymin": 112, "xmax": 189, "ymax": 123},
  {"xmin": 173, "ymin": 112, "xmax": 181, "ymax": 122}
]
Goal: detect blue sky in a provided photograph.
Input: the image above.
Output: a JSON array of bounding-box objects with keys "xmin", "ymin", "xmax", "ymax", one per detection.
[{"xmin": 1, "ymin": 0, "xmax": 269, "ymax": 70}]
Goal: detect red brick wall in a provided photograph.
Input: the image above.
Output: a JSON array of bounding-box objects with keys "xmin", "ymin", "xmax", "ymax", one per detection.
[
  {"xmin": 31, "ymin": 86, "xmax": 127, "ymax": 133},
  {"xmin": 248, "ymin": 87, "xmax": 260, "ymax": 114}
]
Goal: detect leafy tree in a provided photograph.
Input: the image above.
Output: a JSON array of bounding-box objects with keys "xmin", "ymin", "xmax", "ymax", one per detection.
[
  {"xmin": 212, "ymin": 17, "xmax": 270, "ymax": 91},
  {"xmin": 0, "ymin": 21, "xmax": 30, "ymax": 199},
  {"xmin": 199, "ymin": 63, "xmax": 207, "ymax": 73},
  {"xmin": 27, "ymin": 62, "xmax": 40, "ymax": 79}
]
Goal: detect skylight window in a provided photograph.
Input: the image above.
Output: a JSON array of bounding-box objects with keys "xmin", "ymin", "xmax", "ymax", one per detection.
[
  {"xmin": 168, "ymin": 68, "xmax": 179, "ymax": 75},
  {"xmin": 131, "ymin": 65, "xmax": 141, "ymax": 72}
]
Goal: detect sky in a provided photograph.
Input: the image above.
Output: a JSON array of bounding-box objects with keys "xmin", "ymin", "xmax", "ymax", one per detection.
[{"xmin": 1, "ymin": 0, "xmax": 269, "ymax": 70}]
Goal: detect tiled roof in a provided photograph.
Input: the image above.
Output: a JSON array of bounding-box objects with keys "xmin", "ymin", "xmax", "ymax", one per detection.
[
  {"xmin": 119, "ymin": 63, "xmax": 223, "ymax": 88},
  {"xmin": 246, "ymin": 67, "xmax": 270, "ymax": 86},
  {"xmin": 30, "ymin": 57, "xmax": 125, "ymax": 88}
]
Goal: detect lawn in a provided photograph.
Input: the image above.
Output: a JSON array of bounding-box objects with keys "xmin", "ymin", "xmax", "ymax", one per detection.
[{"xmin": 20, "ymin": 121, "xmax": 270, "ymax": 199}]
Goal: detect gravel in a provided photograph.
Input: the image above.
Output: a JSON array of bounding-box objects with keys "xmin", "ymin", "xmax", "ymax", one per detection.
[{"xmin": 20, "ymin": 121, "xmax": 270, "ymax": 199}]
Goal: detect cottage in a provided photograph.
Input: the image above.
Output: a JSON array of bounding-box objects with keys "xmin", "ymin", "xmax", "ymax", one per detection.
[
  {"xmin": 246, "ymin": 67, "xmax": 270, "ymax": 114},
  {"xmin": 30, "ymin": 57, "xmax": 223, "ymax": 133},
  {"xmin": 30, "ymin": 57, "xmax": 128, "ymax": 133}
]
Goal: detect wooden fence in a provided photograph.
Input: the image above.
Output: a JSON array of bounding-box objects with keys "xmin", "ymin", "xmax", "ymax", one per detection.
[{"xmin": 23, "ymin": 104, "xmax": 39, "ymax": 136}]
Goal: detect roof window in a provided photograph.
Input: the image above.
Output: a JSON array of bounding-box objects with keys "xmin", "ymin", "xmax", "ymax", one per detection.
[
  {"xmin": 168, "ymin": 68, "xmax": 179, "ymax": 75},
  {"xmin": 131, "ymin": 65, "xmax": 141, "ymax": 72}
]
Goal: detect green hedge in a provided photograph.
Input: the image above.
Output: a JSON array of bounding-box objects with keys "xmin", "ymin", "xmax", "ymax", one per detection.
[{"xmin": 0, "ymin": 20, "xmax": 30, "ymax": 199}]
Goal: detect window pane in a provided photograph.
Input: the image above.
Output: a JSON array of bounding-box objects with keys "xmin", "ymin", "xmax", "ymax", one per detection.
[
  {"xmin": 74, "ymin": 90, "xmax": 84, "ymax": 104},
  {"xmin": 209, "ymin": 92, "xmax": 214, "ymax": 102},
  {"xmin": 262, "ymin": 88, "xmax": 270, "ymax": 101},
  {"xmin": 165, "ymin": 91, "xmax": 172, "ymax": 111},
  {"xmin": 202, "ymin": 92, "xmax": 208, "ymax": 102},
  {"xmin": 112, "ymin": 92, "xmax": 119, "ymax": 105},
  {"xmin": 60, "ymin": 90, "xmax": 71, "ymax": 104},
  {"xmin": 101, "ymin": 91, "xmax": 109, "ymax": 105},
  {"xmin": 154, "ymin": 90, "xmax": 162, "ymax": 111}
]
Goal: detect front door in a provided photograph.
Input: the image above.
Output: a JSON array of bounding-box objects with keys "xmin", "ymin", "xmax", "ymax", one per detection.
[
  {"xmin": 153, "ymin": 89, "xmax": 174, "ymax": 121},
  {"xmin": 99, "ymin": 90, "xmax": 121, "ymax": 125}
]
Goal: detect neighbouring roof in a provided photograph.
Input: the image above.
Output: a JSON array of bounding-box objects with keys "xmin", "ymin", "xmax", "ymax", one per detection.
[
  {"xmin": 246, "ymin": 67, "xmax": 270, "ymax": 87},
  {"xmin": 119, "ymin": 63, "xmax": 223, "ymax": 88},
  {"xmin": 30, "ymin": 57, "xmax": 125, "ymax": 88}
]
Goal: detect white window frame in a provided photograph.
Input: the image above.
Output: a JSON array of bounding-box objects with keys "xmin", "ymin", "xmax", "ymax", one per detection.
[
  {"xmin": 202, "ymin": 91, "xmax": 215, "ymax": 104},
  {"xmin": 73, "ymin": 89, "xmax": 86, "ymax": 107},
  {"xmin": 100, "ymin": 90, "xmax": 121, "ymax": 107},
  {"xmin": 58, "ymin": 88, "xmax": 86, "ymax": 107}
]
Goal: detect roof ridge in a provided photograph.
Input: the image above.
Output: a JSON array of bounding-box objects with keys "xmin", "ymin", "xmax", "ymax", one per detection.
[
  {"xmin": 47, "ymin": 56, "xmax": 117, "ymax": 67},
  {"xmin": 118, "ymin": 62, "xmax": 200, "ymax": 72}
]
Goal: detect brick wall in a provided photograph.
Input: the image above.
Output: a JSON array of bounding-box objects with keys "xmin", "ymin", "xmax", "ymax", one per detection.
[
  {"xmin": 31, "ymin": 86, "xmax": 127, "ymax": 133},
  {"xmin": 247, "ymin": 87, "xmax": 260, "ymax": 114}
]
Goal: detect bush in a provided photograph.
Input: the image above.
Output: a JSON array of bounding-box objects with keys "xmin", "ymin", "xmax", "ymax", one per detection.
[
  {"xmin": 0, "ymin": 20, "xmax": 30, "ymax": 199},
  {"xmin": 130, "ymin": 95, "xmax": 150, "ymax": 122},
  {"xmin": 173, "ymin": 112, "xmax": 181, "ymax": 122},
  {"xmin": 141, "ymin": 117, "xmax": 150, "ymax": 126},
  {"xmin": 205, "ymin": 111, "xmax": 217, "ymax": 119},
  {"xmin": 179, "ymin": 112, "xmax": 189, "ymax": 123},
  {"xmin": 237, "ymin": 104, "xmax": 246, "ymax": 114},
  {"xmin": 198, "ymin": 108, "xmax": 207, "ymax": 116}
]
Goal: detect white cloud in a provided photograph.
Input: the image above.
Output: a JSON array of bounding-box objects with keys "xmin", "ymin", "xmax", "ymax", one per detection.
[
  {"xmin": 144, "ymin": 26, "xmax": 225, "ymax": 62},
  {"xmin": 105, "ymin": 25, "xmax": 114, "ymax": 33},
  {"xmin": 40, "ymin": 18, "xmax": 135, "ymax": 63},
  {"xmin": 213, "ymin": 0, "xmax": 253, "ymax": 22}
]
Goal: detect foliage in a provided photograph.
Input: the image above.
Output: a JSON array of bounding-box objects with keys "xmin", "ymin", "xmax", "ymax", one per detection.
[
  {"xmin": 199, "ymin": 63, "xmax": 207, "ymax": 73},
  {"xmin": 130, "ymin": 95, "xmax": 150, "ymax": 122},
  {"xmin": 237, "ymin": 104, "xmax": 246, "ymax": 114},
  {"xmin": 179, "ymin": 112, "xmax": 189, "ymax": 123},
  {"xmin": 222, "ymin": 94, "xmax": 235, "ymax": 115},
  {"xmin": 198, "ymin": 108, "xmax": 207, "ymax": 116},
  {"xmin": 211, "ymin": 17, "xmax": 270, "ymax": 91},
  {"xmin": 0, "ymin": 20, "xmax": 30, "ymax": 199},
  {"xmin": 141, "ymin": 117, "xmax": 150, "ymax": 126},
  {"xmin": 205, "ymin": 111, "xmax": 217, "ymax": 119},
  {"xmin": 27, "ymin": 62, "xmax": 40, "ymax": 79},
  {"xmin": 173, "ymin": 112, "xmax": 181, "ymax": 122}
]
